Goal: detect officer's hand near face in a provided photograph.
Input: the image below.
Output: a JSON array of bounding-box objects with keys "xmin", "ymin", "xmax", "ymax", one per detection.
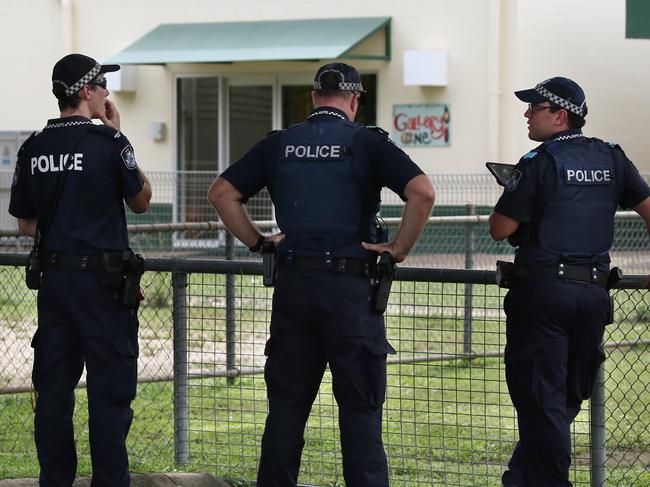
[{"xmin": 100, "ymin": 100, "xmax": 121, "ymax": 131}]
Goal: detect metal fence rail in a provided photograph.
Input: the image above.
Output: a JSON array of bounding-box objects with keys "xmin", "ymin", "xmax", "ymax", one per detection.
[
  {"xmin": 1, "ymin": 170, "xmax": 649, "ymax": 272},
  {"xmin": 0, "ymin": 255, "xmax": 648, "ymax": 486}
]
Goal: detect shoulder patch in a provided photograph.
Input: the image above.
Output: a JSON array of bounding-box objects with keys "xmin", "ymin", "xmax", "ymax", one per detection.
[
  {"xmin": 121, "ymin": 145, "xmax": 137, "ymax": 170},
  {"xmin": 505, "ymin": 169, "xmax": 523, "ymax": 192},
  {"xmin": 522, "ymin": 151, "xmax": 538, "ymax": 159}
]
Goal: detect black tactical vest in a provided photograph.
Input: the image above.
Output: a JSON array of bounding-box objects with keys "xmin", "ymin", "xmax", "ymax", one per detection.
[
  {"xmin": 269, "ymin": 116, "xmax": 378, "ymax": 259},
  {"xmin": 536, "ymin": 138, "xmax": 619, "ymax": 259}
]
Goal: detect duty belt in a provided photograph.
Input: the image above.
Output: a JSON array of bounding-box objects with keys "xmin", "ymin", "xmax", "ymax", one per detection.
[
  {"xmin": 277, "ymin": 255, "xmax": 375, "ymax": 278},
  {"xmin": 514, "ymin": 262, "xmax": 608, "ymax": 287},
  {"xmin": 47, "ymin": 252, "xmax": 104, "ymax": 271}
]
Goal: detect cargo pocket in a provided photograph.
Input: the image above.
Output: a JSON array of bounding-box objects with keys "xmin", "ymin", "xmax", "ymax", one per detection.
[
  {"xmin": 504, "ymin": 347, "xmax": 541, "ymax": 410},
  {"xmin": 110, "ymin": 337, "xmax": 139, "ymax": 403},
  {"xmin": 360, "ymin": 337, "xmax": 395, "ymax": 410},
  {"xmin": 581, "ymin": 346, "xmax": 606, "ymax": 401},
  {"xmin": 363, "ymin": 337, "xmax": 396, "ymax": 356},
  {"xmin": 264, "ymin": 337, "xmax": 273, "ymax": 357},
  {"xmin": 30, "ymin": 329, "xmax": 41, "ymax": 389}
]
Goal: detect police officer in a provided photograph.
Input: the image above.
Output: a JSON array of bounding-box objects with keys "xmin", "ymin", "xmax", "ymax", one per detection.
[
  {"xmin": 9, "ymin": 53, "xmax": 151, "ymax": 486},
  {"xmin": 489, "ymin": 77, "xmax": 650, "ymax": 486},
  {"xmin": 208, "ymin": 62, "xmax": 434, "ymax": 486}
]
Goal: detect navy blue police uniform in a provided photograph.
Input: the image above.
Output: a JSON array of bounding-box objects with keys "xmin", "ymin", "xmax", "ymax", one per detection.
[
  {"xmin": 495, "ymin": 128, "xmax": 650, "ymax": 486},
  {"xmin": 221, "ymin": 105, "xmax": 423, "ymax": 486},
  {"xmin": 9, "ymin": 114, "xmax": 144, "ymax": 486}
]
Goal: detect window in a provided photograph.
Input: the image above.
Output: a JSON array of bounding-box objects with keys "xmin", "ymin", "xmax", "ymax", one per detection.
[
  {"xmin": 175, "ymin": 72, "xmax": 379, "ymax": 234},
  {"xmin": 281, "ymin": 74, "xmax": 377, "ymax": 127},
  {"xmin": 177, "ymin": 77, "xmax": 219, "ymax": 224}
]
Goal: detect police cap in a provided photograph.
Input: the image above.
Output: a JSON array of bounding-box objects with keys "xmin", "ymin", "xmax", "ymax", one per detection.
[
  {"xmin": 52, "ymin": 53, "xmax": 120, "ymax": 98},
  {"xmin": 515, "ymin": 76, "xmax": 587, "ymax": 118},
  {"xmin": 313, "ymin": 62, "xmax": 365, "ymax": 92}
]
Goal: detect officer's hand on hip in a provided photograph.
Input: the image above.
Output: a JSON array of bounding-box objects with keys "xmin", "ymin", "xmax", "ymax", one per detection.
[
  {"xmin": 266, "ymin": 233, "xmax": 285, "ymax": 246},
  {"xmin": 362, "ymin": 241, "xmax": 407, "ymax": 263},
  {"xmin": 100, "ymin": 100, "xmax": 121, "ymax": 131}
]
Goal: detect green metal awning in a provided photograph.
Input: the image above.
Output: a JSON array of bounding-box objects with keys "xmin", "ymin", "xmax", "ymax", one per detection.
[{"xmin": 107, "ymin": 17, "xmax": 391, "ymax": 64}]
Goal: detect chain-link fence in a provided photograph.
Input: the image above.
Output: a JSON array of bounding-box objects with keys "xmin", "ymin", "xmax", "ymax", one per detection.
[
  {"xmin": 1, "ymin": 171, "xmax": 649, "ymax": 273},
  {"xmin": 0, "ymin": 254, "xmax": 649, "ymax": 485}
]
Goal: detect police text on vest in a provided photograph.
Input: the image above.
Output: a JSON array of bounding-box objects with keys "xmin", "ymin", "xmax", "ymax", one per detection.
[
  {"xmin": 284, "ymin": 145, "xmax": 342, "ymax": 159},
  {"xmin": 31, "ymin": 154, "xmax": 83, "ymax": 174},
  {"xmin": 565, "ymin": 168, "xmax": 611, "ymax": 184}
]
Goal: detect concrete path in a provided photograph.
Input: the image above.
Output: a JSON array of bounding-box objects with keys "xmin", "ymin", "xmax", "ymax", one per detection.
[{"xmin": 0, "ymin": 472, "xmax": 231, "ymax": 487}]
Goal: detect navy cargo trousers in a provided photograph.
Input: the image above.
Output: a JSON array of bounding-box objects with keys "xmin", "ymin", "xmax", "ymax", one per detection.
[
  {"xmin": 256, "ymin": 266, "xmax": 395, "ymax": 487},
  {"xmin": 501, "ymin": 278, "xmax": 610, "ymax": 487},
  {"xmin": 32, "ymin": 265, "xmax": 139, "ymax": 487}
]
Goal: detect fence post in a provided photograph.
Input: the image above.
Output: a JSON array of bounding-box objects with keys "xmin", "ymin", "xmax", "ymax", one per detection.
[
  {"xmin": 226, "ymin": 233, "xmax": 236, "ymax": 384},
  {"xmin": 172, "ymin": 270, "xmax": 189, "ymax": 466},
  {"xmin": 463, "ymin": 203, "xmax": 475, "ymax": 356},
  {"xmin": 590, "ymin": 359, "xmax": 607, "ymax": 486}
]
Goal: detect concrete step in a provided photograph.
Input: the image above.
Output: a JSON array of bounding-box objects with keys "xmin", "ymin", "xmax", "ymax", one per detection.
[{"xmin": 0, "ymin": 472, "xmax": 231, "ymax": 487}]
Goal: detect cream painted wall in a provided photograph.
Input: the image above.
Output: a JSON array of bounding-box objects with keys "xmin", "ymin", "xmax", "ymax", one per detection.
[
  {"xmin": 500, "ymin": 0, "xmax": 650, "ymax": 169},
  {"xmin": 1, "ymin": 0, "xmax": 650, "ymax": 180}
]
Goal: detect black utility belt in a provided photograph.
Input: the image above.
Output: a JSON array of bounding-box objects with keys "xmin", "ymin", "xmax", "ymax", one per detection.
[
  {"xmin": 45, "ymin": 250, "xmax": 145, "ymax": 307},
  {"xmin": 277, "ymin": 255, "xmax": 375, "ymax": 278},
  {"xmin": 521, "ymin": 263, "xmax": 608, "ymax": 287},
  {"xmin": 46, "ymin": 252, "xmax": 107, "ymax": 271},
  {"xmin": 496, "ymin": 260, "xmax": 612, "ymax": 289}
]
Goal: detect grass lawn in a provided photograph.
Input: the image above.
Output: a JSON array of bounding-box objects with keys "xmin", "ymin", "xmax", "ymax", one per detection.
[{"xmin": 0, "ymin": 270, "xmax": 649, "ymax": 485}]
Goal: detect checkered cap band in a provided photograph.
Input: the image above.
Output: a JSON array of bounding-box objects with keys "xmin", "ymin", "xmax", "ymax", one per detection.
[
  {"xmin": 54, "ymin": 63, "xmax": 101, "ymax": 97},
  {"xmin": 313, "ymin": 80, "xmax": 364, "ymax": 91},
  {"xmin": 535, "ymin": 83, "xmax": 586, "ymax": 117}
]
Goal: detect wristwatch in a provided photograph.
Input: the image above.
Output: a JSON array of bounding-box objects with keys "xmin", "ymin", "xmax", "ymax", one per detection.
[{"xmin": 248, "ymin": 234, "xmax": 265, "ymax": 252}]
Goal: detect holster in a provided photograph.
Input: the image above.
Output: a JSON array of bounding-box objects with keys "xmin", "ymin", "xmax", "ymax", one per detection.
[
  {"xmin": 262, "ymin": 241, "xmax": 276, "ymax": 287},
  {"xmin": 25, "ymin": 248, "xmax": 42, "ymax": 290},
  {"xmin": 372, "ymin": 252, "xmax": 396, "ymax": 314},
  {"xmin": 495, "ymin": 260, "xmax": 515, "ymax": 289},
  {"xmin": 607, "ymin": 267, "xmax": 622, "ymax": 290},
  {"xmin": 117, "ymin": 250, "xmax": 145, "ymax": 307},
  {"xmin": 606, "ymin": 267, "xmax": 622, "ymax": 325}
]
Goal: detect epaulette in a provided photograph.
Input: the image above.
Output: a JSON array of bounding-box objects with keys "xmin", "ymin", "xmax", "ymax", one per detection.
[
  {"xmin": 366, "ymin": 126, "xmax": 389, "ymax": 136},
  {"xmin": 605, "ymin": 140, "xmax": 622, "ymax": 150},
  {"xmin": 88, "ymin": 124, "xmax": 123, "ymax": 140},
  {"xmin": 603, "ymin": 140, "xmax": 628, "ymax": 160},
  {"xmin": 17, "ymin": 131, "xmax": 39, "ymax": 160},
  {"xmin": 366, "ymin": 125, "xmax": 404, "ymax": 151},
  {"xmin": 522, "ymin": 150, "xmax": 540, "ymax": 160}
]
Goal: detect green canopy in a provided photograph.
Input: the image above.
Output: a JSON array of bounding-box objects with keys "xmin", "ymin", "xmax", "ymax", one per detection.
[{"xmin": 107, "ymin": 17, "xmax": 391, "ymax": 64}]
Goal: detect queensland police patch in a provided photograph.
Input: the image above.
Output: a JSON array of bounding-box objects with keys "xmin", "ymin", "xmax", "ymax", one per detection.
[
  {"xmin": 121, "ymin": 145, "xmax": 137, "ymax": 170},
  {"xmin": 505, "ymin": 169, "xmax": 523, "ymax": 192}
]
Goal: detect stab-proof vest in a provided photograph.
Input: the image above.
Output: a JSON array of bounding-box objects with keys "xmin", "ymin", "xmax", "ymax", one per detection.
[
  {"xmin": 536, "ymin": 138, "xmax": 620, "ymax": 259},
  {"xmin": 269, "ymin": 117, "xmax": 378, "ymax": 259}
]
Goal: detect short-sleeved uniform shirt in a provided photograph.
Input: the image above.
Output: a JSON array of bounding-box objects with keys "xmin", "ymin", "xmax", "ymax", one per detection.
[
  {"xmin": 9, "ymin": 115, "xmax": 144, "ymax": 254},
  {"xmin": 494, "ymin": 129, "xmax": 650, "ymax": 267},
  {"xmin": 221, "ymin": 107, "xmax": 424, "ymax": 221}
]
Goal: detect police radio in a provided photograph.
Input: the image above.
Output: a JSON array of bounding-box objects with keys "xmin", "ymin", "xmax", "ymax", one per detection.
[{"xmin": 25, "ymin": 246, "xmax": 42, "ymax": 290}]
